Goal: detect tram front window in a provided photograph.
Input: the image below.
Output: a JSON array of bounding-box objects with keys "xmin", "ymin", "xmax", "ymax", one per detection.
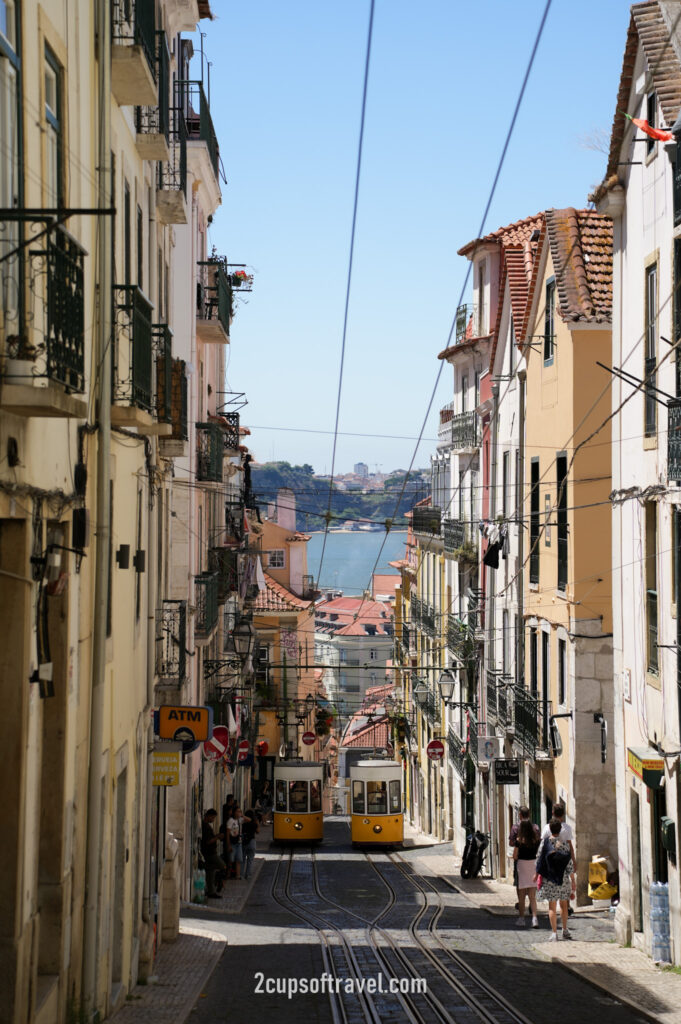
[
  {"xmin": 389, "ymin": 779, "xmax": 401, "ymax": 812},
  {"xmin": 310, "ymin": 779, "xmax": 322, "ymax": 812},
  {"xmin": 275, "ymin": 780, "xmax": 287, "ymax": 812},
  {"xmin": 367, "ymin": 781, "xmax": 387, "ymax": 814},
  {"xmin": 352, "ymin": 780, "xmax": 365, "ymax": 814},
  {"xmin": 289, "ymin": 780, "xmax": 308, "ymax": 813}
]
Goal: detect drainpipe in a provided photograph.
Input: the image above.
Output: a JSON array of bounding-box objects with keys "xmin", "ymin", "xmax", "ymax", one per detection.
[
  {"xmin": 488, "ymin": 382, "xmax": 499, "ymax": 872},
  {"xmin": 517, "ymin": 368, "xmax": 526, "ymax": 806},
  {"xmin": 83, "ymin": 0, "xmax": 112, "ymax": 1012}
]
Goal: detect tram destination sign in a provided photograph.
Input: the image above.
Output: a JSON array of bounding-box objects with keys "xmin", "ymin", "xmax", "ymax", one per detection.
[{"xmin": 494, "ymin": 758, "xmax": 520, "ymax": 784}]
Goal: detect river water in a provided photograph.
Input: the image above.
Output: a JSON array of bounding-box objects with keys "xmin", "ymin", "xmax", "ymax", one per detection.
[{"xmin": 306, "ymin": 530, "xmax": 408, "ymax": 595}]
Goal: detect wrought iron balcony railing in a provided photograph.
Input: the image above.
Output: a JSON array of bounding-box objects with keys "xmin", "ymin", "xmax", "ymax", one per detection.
[
  {"xmin": 414, "ymin": 684, "xmax": 440, "ymax": 725},
  {"xmin": 486, "ymin": 669, "xmax": 500, "ymax": 724},
  {"xmin": 468, "ymin": 710, "xmax": 479, "ymax": 765},
  {"xmin": 45, "ymin": 225, "xmax": 86, "ymax": 392},
  {"xmin": 197, "ymin": 258, "xmax": 232, "ymax": 341},
  {"xmin": 439, "ymin": 410, "xmax": 480, "ymax": 450},
  {"xmin": 208, "ymin": 546, "xmax": 239, "ymax": 603},
  {"xmin": 196, "ymin": 421, "xmax": 224, "ymax": 482},
  {"xmin": 221, "ymin": 411, "xmax": 240, "ymax": 452},
  {"xmin": 113, "ymin": 285, "xmax": 153, "ymax": 410},
  {"xmin": 177, "ymin": 79, "xmax": 219, "ymax": 179},
  {"xmin": 401, "ymin": 622, "xmax": 413, "ymax": 656},
  {"xmin": 136, "ymin": 31, "xmax": 170, "ymax": 146},
  {"xmin": 447, "ymin": 614, "xmax": 477, "ymax": 659},
  {"xmin": 411, "ymin": 596, "xmax": 422, "ymax": 628},
  {"xmin": 157, "ymin": 107, "xmax": 187, "ymax": 223},
  {"xmin": 508, "ymin": 686, "xmax": 552, "ymax": 756},
  {"xmin": 455, "ymin": 303, "xmax": 481, "ymax": 343},
  {"xmin": 157, "ymin": 357, "xmax": 188, "ymax": 442},
  {"xmin": 668, "ymin": 399, "xmax": 681, "ymax": 480},
  {"xmin": 412, "ymin": 505, "xmax": 442, "ymax": 535},
  {"xmin": 113, "ymin": 0, "xmax": 156, "ymax": 74},
  {"xmin": 156, "ymin": 599, "xmax": 187, "ymax": 683},
  {"xmin": 448, "ymin": 726, "xmax": 466, "ymax": 779},
  {"xmin": 153, "ymin": 323, "xmax": 172, "ymax": 427},
  {"xmin": 443, "ymin": 518, "xmax": 466, "ymax": 553},
  {"xmin": 194, "ymin": 572, "xmax": 219, "ymax": 639},
  {"xmin": 422, "ymin": 603, "xmax": 436, "ymax": 637}
]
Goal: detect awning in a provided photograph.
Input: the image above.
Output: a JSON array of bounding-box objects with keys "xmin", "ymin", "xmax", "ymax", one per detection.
[{"xmin": 628, "ymin": 746, "xmax": 665, "ymax": 789}]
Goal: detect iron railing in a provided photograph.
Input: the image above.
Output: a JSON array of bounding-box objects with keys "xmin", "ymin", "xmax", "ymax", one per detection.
[
  {"xmin": 46, "ymin": 225, "xmax": 86, "ymax": 392},
  {"xmin": 194, "ymin": 572, "xmax": 219, "ymax": 638},
  {"xmin": 468, "ymin": 710, "xmax": 479, "ymax": 765},
  {"xmin": 156, "ymin": 599, "xmax": 187, "ymax": 682},
  {"xmin": 443, "ymin": 518, "xmax": 466, "ymax": 553},
  {"xmin": 157, "ymin": 358, "xmax": 188, "ymax": 441},
  {"xmin": 668, "ymin": 399, "xmax": 681, "ymax": 480},
  {"xmin": 196, "ymin": 421, "xmax": 224, "ymax": 482},
  {"xmin": 422, "ymin": 603, "xmax": 436, "ymax": 637},
  {"xmin": 447, "ymin": 614, "xmax": 476, "ymax": 659},
  {"xmin": 414, "ymin": 684, "xmax": 440, "ymax": 725},
  {"xmin": 197, "ymin": 258, "xmax": 232, "ymax": 336},
  {"xmin": 208, "ymin": 546, "xmax": 239, "ymax": 603},
  {"xmin": 136, "ymin": 31, "xmax": 170, "ymax": 140},
  {"xmin": 411, "ymin": 596, "xmax": 422, "ymax": 628},
  {"xmin": 647, "ymin": 589, "xmax": 659, "ymax": 674},
  {"xmin": 113, "ymin": 0, "xmax": 156, "ymax": 73},
  {"xmin": 401, "ymin": 622, "xmax": 412, "ymax": 655},
  {"xmin": 177, "ymin": 79, "xmax": 219, "ymax": 179},
  {"xmin": 455, "ymin": 303, "xmax": 480, "ymax": 343},
  {"xmin": 448, "ymin": 726, "xmax": 466, "ymax": 778},
  {"xmin": 447, "ymin": 410, "xmax": 480, "ymax": 449},
  {"xmin": 153, "ymin": 323, "xmax": 172, "ymax": 425},
  {"xmin": 486, "ymin": 669, "xmax": 499, "ymax": 724},
  {"xmin": 412, "ymin": 505, "xmax": 442, "ymax": 535},
  {"xmin": 113, "ymin": 285, "xmax": 153, "ymax": 409},
  {"xmin": 222, "ymin": 411, "xmax": 240, "ymax": 451},
  {"xmin": 508, "ymin": 687, "xmax": 552, "ymax": 756},
  {"xmin": 158, "ymin": 105, "xmax": 187, "ymax": 198},
  {"xmin": 645, "ymin": 355, "xmax": 657, "ymax": 437},
  {"xmin": 498, "ymin": 675, "xmax": 511, "ymax": 727}
]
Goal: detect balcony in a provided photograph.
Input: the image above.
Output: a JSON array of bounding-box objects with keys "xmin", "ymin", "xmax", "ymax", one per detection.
[
  {"xmin": 668, "ymin": 399, "xmax": 681, "ymax": 480},
  {"xmin": 447, "ymin": 726, "xmax": 466, "ymax": 779},
  {"xmin": 208, "ymin": 546, "xmax": 239, "ymax": 603},
  {"xmin": 156, "ymin": 599, "xmax": 187, "ymax": 686},
  {"xmin": 508, "ymin": 686, "xmax": 552, "ymax": 758},
  {"xmin": 157, "ymin": 108, "xmax": 188, "ymax": 225},
  {"xmin": 439, "ymin": 409, "xmax": 480, "ymax": 450},
  {"xmin": 177, "ymin": 79, "xmax": 221, "ymax": 207},
  {"xmin": 136, "ymin": 32, "xmax": 170, "ymax": 161},
  {"xmin": 486, "ymin": 669, "xmax": 500, "ymax": 725},
  {"xmin": 455, "ymin": 303, "xmax": 481, "ymax": 343},
  {"xmin": 112, "ymin": 286, "xmax": 172, "ymax": 434},
  {"xmin": 447, "ymin": 614, "xmax": 478, "ymax": 660},
  {"xmin": 221, "ymin": 411, "xmax": 240, "ymax": 453},
  {"xmin": 412, "ymin": 505, "xmax": 442, "ymax": 535},
  {"xmin": 194, "ymin": 572, "xmax": 219, "ymax": 641},
  {"xmin": 158, "ymin": 358, "xmax": 189, "ymax": 458},
  {"xmin": 196, "ymin": 421, "xmax": 224, "ymax": 482},
  {"xmin": 111, "ymin": 0, "xmax": 157, "ymax": 107},
  {"xmin": 197, "ymin": 258, "xmax": 232, "ymax": 344},
  {"xmin": 1, "ymin": 226, "xmax": 87, "ymax": 418}
]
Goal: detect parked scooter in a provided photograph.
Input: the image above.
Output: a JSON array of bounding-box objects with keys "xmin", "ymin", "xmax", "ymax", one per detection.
[{"xmin": 460, "ymin": 830, "xmax": 489, "ymax": 879}]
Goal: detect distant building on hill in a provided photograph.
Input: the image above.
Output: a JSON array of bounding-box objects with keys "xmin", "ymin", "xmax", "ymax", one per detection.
[
  {"xmin": 354, "ymin": 462, "xmax": 369, "ymax": 478},
  {"xmin": 314, "ymin": 596, "xmax": 394, "ymax": 708}
]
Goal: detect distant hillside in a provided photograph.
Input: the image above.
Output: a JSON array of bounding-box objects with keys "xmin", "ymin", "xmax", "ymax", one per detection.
[{"xmin": 251, "ymin": 462, "xmax": 428, "ymax": 532}]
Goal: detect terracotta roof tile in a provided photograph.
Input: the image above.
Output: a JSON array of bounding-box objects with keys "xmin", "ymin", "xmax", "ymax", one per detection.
[
  {"xmin": 457, "ymin": 213, "xmax": 544, "ymax": 257},
  {"xmin": 545, "ymin": 209, "xmax": 613, "ymax": 323},
  {"xmin": 253, "ymin": 572, "xmax": 312, "ymax": 612}
]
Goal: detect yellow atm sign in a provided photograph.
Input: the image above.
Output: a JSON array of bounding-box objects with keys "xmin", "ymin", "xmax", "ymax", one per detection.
[
  {"xmin": 152, "ymin": 751, "xmax": 180, "ymax": 786},
  {"xmin": 157, "ymin": 705, "xmax": 212, "ymax": 742}
]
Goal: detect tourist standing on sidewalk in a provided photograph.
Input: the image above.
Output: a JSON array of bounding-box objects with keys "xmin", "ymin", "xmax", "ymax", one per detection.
[
  {"xmin": 535, "ymin": 818, "xmax": 576, "ymax": 941},
  {"xmin": 222, "ymin": 794, "xmax": 235, "ymax": 861},
  {"xmin": 227, "ymin": 805, "xmax": 244, "ymax": 880},
  {"xmin": 513, "ymin": 819, "xmax": 540, "ymax": 927},
  {"xmin": 201, "ymin": 809, "xmax": 226, "ymax": 898},
  {"xmin": 242, "ymin": 808, "xmax": 259, "ymax": 880}
]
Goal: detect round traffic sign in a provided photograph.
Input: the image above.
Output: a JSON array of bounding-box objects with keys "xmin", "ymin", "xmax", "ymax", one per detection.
[
  {"xmin": 237, "ymin": 739, "xmax": 250, "ymax": 763},
  {"xmin": 302, "ymin": 731, "xmax": 316, "ymax": 746},
  {"xmin": 426, "ymin": 739, "xmax": 445, "ymax": 761},
  {"xmin": 256, "ymin": 740, "xmax": 269, "ymax": 756},
  {"xmin": 203, "ymin": 725, "xmax": 230, "ymax": 761}
]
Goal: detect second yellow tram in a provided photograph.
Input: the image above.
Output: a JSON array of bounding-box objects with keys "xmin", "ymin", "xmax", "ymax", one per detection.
[
  {"xmin": 350, "ymin": 760, "xmax": 404, "ymax": 846},
  {"xmin": 272, "ymin": 762, "xmax": 324, "ymax": 843}
]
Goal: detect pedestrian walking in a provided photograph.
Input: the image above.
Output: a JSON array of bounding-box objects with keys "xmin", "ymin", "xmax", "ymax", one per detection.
[
  {"xmin": 222, "ymin": 794, "xmax": 235, "ymax": 861},
  {"xmin": 513, "ymin": 818, "xmax": 540, "ymax": 927},
  {"xmin": 201, "ymin": 809, "xmax": 226, "ymax": 898},
  {"xmin": 509, "ymin": 806, "xmax": 540, "ymax": 909},
  {"xmin": 535, "ymin": 818, "xmax": 576, "ymax": 941},
  {"xmin": 541, "ymin": 802, "xmax": 576, "ymax": 913},
  {"xmin": 242, "ymin": 808, "xmax": 260, "ymax": 880},
  {"xmin": 227, "ymin": 805, "xmax": 244, "ymax": 880}
]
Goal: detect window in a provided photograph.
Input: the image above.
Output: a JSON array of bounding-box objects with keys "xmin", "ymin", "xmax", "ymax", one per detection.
[
  {"xmin": 289, "ymin": 780, "xmax": 308, "ymax": 813},
  {"xmin": 645, "ymin": 263, "xmax": 658, "ymax": 437},
  {"xmin": 44, "ymin": 47, "xmax": 61, "ymax": 207},
  {"xmin": 137, "ymin": 203, "xmax": 143, "ymax": 288},
  {"xmin": 509, "ymin": 317, "xmax": 515, "ymax": 377},
  {"xmin": 646, "ymin": 502, "xmax": 658, "ymax": 674},
  {"xmin": 502, "ymin": 609, "xmax": 509, "ymax": 675},
  {"xmin": 542, "ymin": 630, "xmax": 549, "ymax": 706},
  {"xmin": 352, "ymin": 781, "xmax": 365, "ymax": 814},
  {"xmin": 268, "ymin": 549, "xmax": 285, "ymax": 569},
  {"xmin": 675, "ymin": 240, "xmax": 681, "ymax": 396},
  {"xmin": 544, "ymin": 277, "xmax": 555, "ymax": 364},
  {"xmin": 275, "ymin": 779, "xmax": 286, "ymax": 812},
  {"xmin": 389, "ymin": 779, "xmax": 401, "ymax": 812},
  {"xmin": 478, "ymin": 260, "xmax": 485, "ymax": 333},
  {"xmin": 474, "ymin": 370, "xmax": 481, "ymax": 406},
  {"xmin": 529, "ymin": 626, "xmax": 538, "ymax": 696},
  {"xmin": 530, "ymin": 458, "xmax": 540, "ymax": 584},
  {"xmin": 0, "ymin": 1, "xmax": 21, "ymax": 328},
  {"xmin": 646, "ymin": 91, "xmax": 657, "ymax": 156},
  {"xmin": 461, "ymin": 374, "xmax": 468, "ymax": 413},
  {"xmin": 502, "ymin": 451, "xmax": 509, "ymax": 517},
  {"xmin": 340, "ymin": 649, "xmax": 346, "ymax": 664},
  {"xmin": 558, "ymin": 637, "xmax": 566, "ymax": 706},
  {"xmin": 369, "ymin": 649, "xmax": 378, "ymax": 660},
  {"xmin": 366, "ymin": 780, "xmax": 387, "ymax": 814},
  {"xmin": 556, "ymin": 454, "xmax": 568, "ymax": 591},
  {"xmin": 458, "ymin": 470, "xmax": 465, "ymax": 521},
  {"xmin": 310, "ymin": 780, "xmax": 321, "ymax": 812},
  {"xmin": 124, "ymin": 180, "xmax": 131, "ymax": 287}
]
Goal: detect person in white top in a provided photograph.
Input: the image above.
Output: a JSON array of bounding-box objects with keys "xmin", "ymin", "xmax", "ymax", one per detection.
[
  {"xmin": 226, "ymin": 806, "xmax": 244, "ymax": 880},
  {"xmin": 540, "ymin": 803, "xmax": 576, "ymax": 900}
]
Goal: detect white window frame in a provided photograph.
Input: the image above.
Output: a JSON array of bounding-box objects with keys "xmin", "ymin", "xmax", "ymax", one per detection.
[{"xmin": 267, "ymin": 548, "xmax": 285, "ymax": 569}]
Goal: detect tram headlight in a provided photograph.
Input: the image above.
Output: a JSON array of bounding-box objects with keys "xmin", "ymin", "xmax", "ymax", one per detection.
[
  {"xmin": 294, "ymin": 821, "xmax": 303, "ymax": 831},
  {"xmin": 373, "ymin": 824, "xmax": 383, "ymax": 834}
]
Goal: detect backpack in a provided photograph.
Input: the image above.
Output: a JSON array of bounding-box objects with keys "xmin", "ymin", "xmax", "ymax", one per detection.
[{"xmin": 537, "ymin": 838, "xmax": 571, "ymax": 884}]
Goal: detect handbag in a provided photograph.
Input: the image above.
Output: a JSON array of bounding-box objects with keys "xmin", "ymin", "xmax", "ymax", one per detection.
[{"xmin": 536, "ymin": 874, "xmax": 543, "ymax": 888}]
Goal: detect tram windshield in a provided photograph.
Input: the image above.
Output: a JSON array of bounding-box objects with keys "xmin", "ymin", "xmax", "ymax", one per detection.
[
  {"xmin": 352, "ymin": 780, "xmax": 365, "ymax": 814},
  {"xmin": 366, "ymin": 780, "xmax": 387, "ymax": 814},
  {"xmin": 310, "ymin": 779, "xmax": 322, "ymax": 812},
  {"xmin": 289, "ymin": 780, "xmax": 308, "ymax": 813},
  {"xmin": 389, "ymin": 779, "xmax": 401, "ymax": 812},
  {"xmin": 275, "ymin": 780, "xmax": 287, "ymax": 812}
]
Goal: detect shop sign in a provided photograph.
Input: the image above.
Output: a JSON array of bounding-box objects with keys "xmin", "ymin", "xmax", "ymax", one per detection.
[
  {"xmin": 627, "ymin": 747, "xmax": 664, "ymax": 789},
  {"xmin": 494, "ymin": 758, "xmax": 520, "ymax": 784},
  {"xmin": 152, "ymin": 751, "xmax": 180, "ymax": 786},
  {"xmin": 156, "ymin": 704, "xmax": 213, "ymax": 743},
  {"xmin": 477, "ymin": 736, "xmax": 500, "ymax": 762}
]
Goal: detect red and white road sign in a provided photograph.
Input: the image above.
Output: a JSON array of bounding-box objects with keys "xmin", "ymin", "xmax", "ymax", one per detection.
[
  {"xmin": 203, "ymin": 725, "xmax": 230, "ymax": 761},
  {"xmin": 237, "ymin": 739, "xmax": 250, "ymax": 763},
  {"xmin": 426, "ymin": 739, "xmax": 445, "ymax": 761},
  {"xmin": 302, "ymin": 731, "xmax": 316, "ymax": 746},
  {"xmin": 256, "ymin": 740, "xmax": 269, "ymax": 756}
]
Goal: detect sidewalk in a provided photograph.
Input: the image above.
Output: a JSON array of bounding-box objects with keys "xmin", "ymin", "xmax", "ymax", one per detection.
[{"xmin": 403, "ymin": 825, "xmax": 681, "ymax": 1024}]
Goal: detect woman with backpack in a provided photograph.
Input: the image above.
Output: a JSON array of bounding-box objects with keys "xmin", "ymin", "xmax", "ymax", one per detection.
[{"xmin": 535, "ymin": 817, "xmax": 576, "ymax": 941}]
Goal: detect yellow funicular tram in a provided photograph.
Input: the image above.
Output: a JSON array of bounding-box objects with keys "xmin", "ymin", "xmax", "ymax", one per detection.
[
  {"xmin": 350, "ymin": 759, "xmax": 404, "ymax": 846},
  {"xmin": 273, "ymin": 761, "xmax": 324, "ymax": 843}
]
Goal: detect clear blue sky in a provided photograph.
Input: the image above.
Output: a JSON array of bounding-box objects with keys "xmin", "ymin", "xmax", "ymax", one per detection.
[{"xmin": 194, "ymin": 1, "xmax": 631, "ymax": 475}]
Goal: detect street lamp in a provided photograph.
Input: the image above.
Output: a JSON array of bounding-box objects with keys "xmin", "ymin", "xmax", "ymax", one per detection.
[
  {"xmin": 437, "ymin": 668, "xmax": 458, "ymax": 702},
  {"xmin": 233, "ymin": 618, "xmax": 256, "ymax": 659}
]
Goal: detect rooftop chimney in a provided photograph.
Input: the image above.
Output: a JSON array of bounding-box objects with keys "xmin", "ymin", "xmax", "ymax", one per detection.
[{"xmin": 277, "ymin": 487, "xmax": 296, "ymax": 532}]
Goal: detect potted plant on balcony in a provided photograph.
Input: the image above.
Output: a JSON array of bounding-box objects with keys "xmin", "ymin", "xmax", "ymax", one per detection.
[
  {"xmin": 231, "ymin": 270, "xmax": 252, "ymax": 288},
  {"xmin": 4, "ymin": 335, "xmax": 45, "ymax": 384}
]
